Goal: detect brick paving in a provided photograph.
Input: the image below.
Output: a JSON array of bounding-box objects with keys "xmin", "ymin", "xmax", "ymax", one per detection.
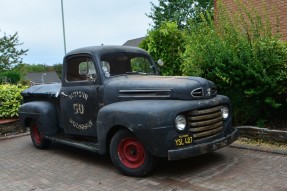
[{"xmin": 0, "ymin": 135, "xmax": 286, "ymax": 191}]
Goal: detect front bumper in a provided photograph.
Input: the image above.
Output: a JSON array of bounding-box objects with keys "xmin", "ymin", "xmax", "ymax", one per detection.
[{"xmin": 168, "ymin": 128, "xmax": 239, "ymax": 160}]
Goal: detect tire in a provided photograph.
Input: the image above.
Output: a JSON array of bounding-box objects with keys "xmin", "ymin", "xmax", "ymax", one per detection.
[
  {"xmin": 30, "ymin": 120, "xmax": 51, "ymax": 149},
  {"xmin": 110, "ymin": 129, "xmax": 156, "ymax": 177}
]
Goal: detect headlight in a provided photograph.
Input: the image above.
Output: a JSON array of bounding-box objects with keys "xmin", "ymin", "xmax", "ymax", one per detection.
[
  {"xmin": 221, "ymin": 106, "xmax": 229, "ymax": 119},
  {"xmin": 175, "ymin": 115, "xmax": 187, "ymax": 131}
]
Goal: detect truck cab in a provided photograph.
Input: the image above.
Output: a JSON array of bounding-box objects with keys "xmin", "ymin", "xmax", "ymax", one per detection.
[{"xmin": 19, "ymin": 46, "xmax": 238, "ymax": 177}]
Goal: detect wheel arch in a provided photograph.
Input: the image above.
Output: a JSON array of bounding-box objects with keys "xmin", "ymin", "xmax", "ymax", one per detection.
[
  {"xmin": 19, "ymin": 101, "xmax": 60, "ymax": 136},
  {"xmin": 24, "ymin": 117, "xmax": 33, "ymax": 128},
  {"xmin": 105, "ymin": 125, "xmax": 127, "ymax": 154}
]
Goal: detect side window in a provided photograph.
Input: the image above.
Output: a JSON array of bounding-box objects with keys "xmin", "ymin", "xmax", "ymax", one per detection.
[{"xmin": 66, "ymin": 57, "xmax": 97, "ymax": 82}]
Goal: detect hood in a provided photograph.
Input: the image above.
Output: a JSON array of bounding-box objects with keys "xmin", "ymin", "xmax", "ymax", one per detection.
[{"xmin": 103, "ymin": 75, "xmax": 217, "ymax": 104}]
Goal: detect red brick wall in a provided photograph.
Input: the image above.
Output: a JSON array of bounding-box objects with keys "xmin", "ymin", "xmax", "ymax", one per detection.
[{"xmin": 214, "ymin": 0, "xmax": 287, "ymax": 41}]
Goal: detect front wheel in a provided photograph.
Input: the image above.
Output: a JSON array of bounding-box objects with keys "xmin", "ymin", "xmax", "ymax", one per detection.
[
  {"xmin": 110, "ymin": 129, "xmax": 156, "ymax": 177},
  {"xmin": 30, "ymin": 120, "xmax": 51, "ymax": 149}
]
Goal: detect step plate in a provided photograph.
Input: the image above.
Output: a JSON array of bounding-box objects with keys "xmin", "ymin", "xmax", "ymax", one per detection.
[{"xmin": 45, "ymin": 135, "xmax": 99, "ymax": 153}]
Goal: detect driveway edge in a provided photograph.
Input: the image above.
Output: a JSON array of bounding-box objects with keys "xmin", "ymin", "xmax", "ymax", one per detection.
[
  {"xmin": 236, "ymin": 126, "xmax": 287, "ymax": 142},
  {"xmin": 229, "ymin": 143, "xmax": 287, "ymax": 155},
  {"xmin": 0, "ymin": 132, "xmax": 30, "ymax": 141}
]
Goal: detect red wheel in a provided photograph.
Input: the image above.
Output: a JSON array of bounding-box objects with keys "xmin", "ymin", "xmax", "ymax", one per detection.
[
  {"xmin": 117, "ymin": 137, "xmax": 145, "ymax": 169},
  {"xmin": 30, "ymin": 120, "xmax": 51, "ymax": 149},
  {"xmin": 110, "ymin": 129, "xmax": 156, "ymax": 177},
  {"xmin": 31, "ymin": 122, "xmax": 43, "ymax": 145}
]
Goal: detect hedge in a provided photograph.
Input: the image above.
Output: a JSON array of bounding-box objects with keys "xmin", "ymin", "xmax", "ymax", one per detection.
[{"xmin": 0, "ymin": 84, "xmax": 27, "ymax": 118}]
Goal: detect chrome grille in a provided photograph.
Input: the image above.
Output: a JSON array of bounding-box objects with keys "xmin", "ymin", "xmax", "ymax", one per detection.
[{"xmin": 188, "ymin": 105, "xmax": 223, "ymax": 140}]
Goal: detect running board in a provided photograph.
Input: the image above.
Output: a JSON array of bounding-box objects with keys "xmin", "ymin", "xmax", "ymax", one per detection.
[{"xmin": 45, "ymin": 135, "xmax": 99, "ymax": 153}]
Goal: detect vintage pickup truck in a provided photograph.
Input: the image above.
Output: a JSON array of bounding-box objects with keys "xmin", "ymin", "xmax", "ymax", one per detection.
[{"xmin": 19, "ymin": 46, "xmax": 238, "ymax": 177}]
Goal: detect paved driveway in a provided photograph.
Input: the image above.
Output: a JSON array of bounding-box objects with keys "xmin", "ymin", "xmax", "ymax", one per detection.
[{"xmin": 1, "ymin": 135, "xmax": 286, "ymax": 191}]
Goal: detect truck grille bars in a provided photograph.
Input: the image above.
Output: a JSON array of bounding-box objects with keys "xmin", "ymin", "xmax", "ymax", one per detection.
[{"xmin": 188, "ymin": 105, "xmax": 223, "ymax": 140}]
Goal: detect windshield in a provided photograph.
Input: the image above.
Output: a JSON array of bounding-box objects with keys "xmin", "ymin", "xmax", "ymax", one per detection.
[{"xmin": 100, "ymin": 53, "xmax": 156, "ymax": 77}]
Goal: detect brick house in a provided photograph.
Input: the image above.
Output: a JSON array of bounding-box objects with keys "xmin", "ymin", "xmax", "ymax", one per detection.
[{"xmin": 214, "ymin": 0, "xmax": 287, "ymax": 41}]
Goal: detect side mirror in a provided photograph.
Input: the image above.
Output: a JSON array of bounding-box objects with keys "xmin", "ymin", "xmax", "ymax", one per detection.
[{"xmin": 157, "ymin": 59, "xmax": 164, "ymax": 66}]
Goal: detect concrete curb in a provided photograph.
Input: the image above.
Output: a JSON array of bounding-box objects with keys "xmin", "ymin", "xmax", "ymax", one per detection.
[
  {"xmin": 236, "ymin": 126, "xmax": 287, "ymax": 143},
  {"xmin": 0, "ymin": 118, "xmax": 29, "ymax": 141},
  {"xmin": 229, "ymin": 143, "xmax": 287, "ymax": 155},
  {"xmin": 0, "ymin": 132, "xmax": 30, "ymax": 141},
  {"xmin": 231, "ymin": 126, "xmax": 287, "ymax": 155},
  {"xmin": 0, "ymin": 118, "xmax": 19, "ymax": 124}
]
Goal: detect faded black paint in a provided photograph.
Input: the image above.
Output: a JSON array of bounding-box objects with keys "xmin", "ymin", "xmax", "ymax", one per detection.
[{"xmin": 19, "ymin": 46, "xmax": 238, "ymax": 159}]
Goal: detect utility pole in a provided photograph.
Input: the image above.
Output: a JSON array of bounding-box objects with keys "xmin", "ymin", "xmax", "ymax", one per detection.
[{"xmin": 61, "ymin": 0, "xmax": 67, "ymax": 54}]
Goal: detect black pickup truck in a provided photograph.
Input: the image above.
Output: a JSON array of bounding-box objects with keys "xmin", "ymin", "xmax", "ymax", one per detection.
[{"xmin": 19, "ymin": 46, "xmax": 238, "ymax": 177}]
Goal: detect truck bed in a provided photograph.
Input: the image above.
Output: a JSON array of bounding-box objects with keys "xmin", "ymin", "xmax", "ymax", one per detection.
[{"xmin": 21, "ymin": 83, "xmax": 61, "ymax": 98}]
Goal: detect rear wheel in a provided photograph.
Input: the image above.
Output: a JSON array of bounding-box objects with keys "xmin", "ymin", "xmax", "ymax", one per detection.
[
  {"xmin": 30, "ymin": 120, "xmax": 51, "ymax": 149},
  {"xmin": 110, "ymin": 129, "xmax": 156, "ymax": 177}
]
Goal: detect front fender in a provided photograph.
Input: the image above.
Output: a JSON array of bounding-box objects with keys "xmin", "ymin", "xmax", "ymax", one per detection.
[
  {"xmin": 96, "ymin": 95, "xmax": 230, "ymax": 156},
  {"xmin": 19, "ymin": 101, "xmax": 59, "ymax": 135},
  {"xmin": 96, "ymin": 100, "xmax": 176, "ymax": 155}
]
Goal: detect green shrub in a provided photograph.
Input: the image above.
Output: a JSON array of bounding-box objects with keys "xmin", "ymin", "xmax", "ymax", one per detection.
[
  {"xmin": 140, "ymin": 22, "xmax": 185, "ymax": 76},
  {"xmin": 181, "ymin": 3, "xmax": 287, "ymax": 125},
  {"xmin": 0, "ymin": 71, "xmax": 21, "ymax": 84},
  {"xmin": 0, "ymin": 84, "xmax": 27, "ymax": 118}
]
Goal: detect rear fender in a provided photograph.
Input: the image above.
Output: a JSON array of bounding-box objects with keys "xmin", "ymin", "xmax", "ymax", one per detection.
[{"xmin": 19, "ymin": 101, "xmax": 59, "ymax": 135}]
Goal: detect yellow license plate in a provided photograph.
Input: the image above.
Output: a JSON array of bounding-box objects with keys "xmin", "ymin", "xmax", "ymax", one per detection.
[{"xmin": 175, "ymin": 134, "xmax": 193, "ymax": 147}]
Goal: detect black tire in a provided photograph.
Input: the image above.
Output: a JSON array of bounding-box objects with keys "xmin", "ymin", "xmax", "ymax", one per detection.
[
  {"xmin": 30, "ymin": 120, "xmax": 51, "ymax": 149},
  {"xmin": 110, "ymin": 129, "xmax": 156, "ymax": 177}
]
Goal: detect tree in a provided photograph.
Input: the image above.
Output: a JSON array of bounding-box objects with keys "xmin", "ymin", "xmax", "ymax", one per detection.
[
  {"xmin": 144, "ymin": 0, "xmax": 213, "ymax": 76},
  {"xmin": 147, "ymin": 0, "xmax": 213, "ymax": 29},
  {"xmin": 140, "ymin": 22, "xmax": 185, "ymax": 76},
  {"xmin": 181, "ymin": 5, "xmax": 287, "ymax": 125},
  {"xmin": 0, "ymin": 31, "xmax": 28, "ymax": 71}
]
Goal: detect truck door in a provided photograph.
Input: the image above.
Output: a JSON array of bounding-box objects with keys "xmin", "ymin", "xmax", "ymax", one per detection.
[{"xmin": 60, "ymin": 55, "xmax": 100, "ymax": 136}]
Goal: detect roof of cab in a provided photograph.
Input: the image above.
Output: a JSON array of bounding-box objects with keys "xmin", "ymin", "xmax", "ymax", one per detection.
[{"xmin": 64, "ymin": 45, "xmax": 150, "ymax": 58}]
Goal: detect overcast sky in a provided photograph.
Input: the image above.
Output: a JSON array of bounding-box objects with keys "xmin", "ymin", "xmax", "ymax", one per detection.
[{"xmin": 0, "ymin": 0, "xmax": 156, "ymax": 65}]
